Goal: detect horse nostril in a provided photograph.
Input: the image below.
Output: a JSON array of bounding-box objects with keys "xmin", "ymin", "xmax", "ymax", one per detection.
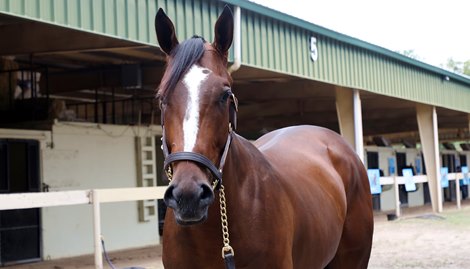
[
  {"xmin": 199, "ymin": 184, "xmax": 214, "ymax": 206},
  {"xmin": 164, "ymin": 185, "xmax": 177, "ymax": 209},
  {"xmin": 164, "ymin": 183, "xmax": 214, "ymax": 209}
]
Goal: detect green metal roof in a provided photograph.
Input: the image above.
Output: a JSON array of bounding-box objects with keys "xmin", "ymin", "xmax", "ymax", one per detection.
[
  {"xmin": 222, "ymin": 0, "xmax": 470, "ymax": 113},
  {"xmin": 224, "ymin": 0, "xmax": 470, "ymax": 86},
  {"xmin": 1, "ymin": 0, "xmax": 470, "ymax": 112}
]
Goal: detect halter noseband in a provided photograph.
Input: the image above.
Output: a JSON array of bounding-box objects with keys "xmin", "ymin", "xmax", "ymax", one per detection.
[{"xmin": 160, "ymin": 91, "xmax": 238, "ymax": 191}]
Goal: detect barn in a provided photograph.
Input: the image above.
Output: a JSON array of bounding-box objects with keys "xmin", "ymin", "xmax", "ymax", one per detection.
[{"xmin": 0, "ymin": 0, "xmax": 469, "ymax": 264}]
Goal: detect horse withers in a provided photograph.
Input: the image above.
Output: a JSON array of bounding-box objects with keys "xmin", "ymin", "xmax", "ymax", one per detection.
[{"xmin": 155, "ymin": 6, "xmax": 373, "ymax": 269}]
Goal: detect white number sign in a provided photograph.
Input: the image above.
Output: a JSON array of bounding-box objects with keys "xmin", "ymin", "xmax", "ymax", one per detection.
[{"xmin": 310, "ymin": 36, "xmax": 318, "ymax": 62}]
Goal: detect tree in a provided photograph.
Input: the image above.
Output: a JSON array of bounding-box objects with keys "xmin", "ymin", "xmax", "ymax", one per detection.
[
  {"xmin": 442, "ymin": 58, "xmax": 470, "ymax": 76},
  {"xmin": 463, "ymin": 60, "xmax": 470, "ymax": 76}
]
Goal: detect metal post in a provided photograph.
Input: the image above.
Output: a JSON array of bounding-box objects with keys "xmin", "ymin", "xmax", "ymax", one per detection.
[
  {"xmin": 111, "ymin": 87, "xmax": 116, "ymax": 124},
  {"xmin": 335, "ymin": 87, "xmax": 355, "ymax": 148},
  {"xmin": 94, "ymin": 88, "xmax": 99, "ymax": 123},
  {"xmin": 102, "ymin": 100, "xmax": 107, "ymax": 124},
  {"xmin": 418, "ymin": 104, "xmax": 443, "ymax": 213},
  {"xmin": 45, "ymin": 67, "xmax": 50, "ymax": 115},
  {"xmin": 21, "ymin": 70, "xmax": 25, "ymax": 99},
  {"xmin": 456, "ymin": 175, "xmax": 461, "ymax": 209},
  {"xmin": 228, "ymin": 5, "xmax": 241, "ymax": 74},
  {"xmin": 92, "ymin": 190, "xmax": 103, "ymax": 269},
  {"xmin": 431, "ymin": 107, "xmax": 443, "ymax": 212},
  {"xmin": 353, "ymin": 89, "xmax": 364, "ymax": 163},
  {"xmin": 393, "ymin": 153, "xmax": 401, "ymax": 217}
]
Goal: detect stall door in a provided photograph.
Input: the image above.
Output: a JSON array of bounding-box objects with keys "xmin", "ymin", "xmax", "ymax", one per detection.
[
  {"xmin": 442, "ymin": 154, "xmax": 457, "ymax": 202},
  {"xmin": 0, "ymin": 140, "xmax": 41, "ymax": 265},
  {"xmin": 396, "ymin": 153, "xmax": 409, "ymax": 206},
  {"xmin": 366, "ymin": 151, "xmax": 381, "ymax": 211}
]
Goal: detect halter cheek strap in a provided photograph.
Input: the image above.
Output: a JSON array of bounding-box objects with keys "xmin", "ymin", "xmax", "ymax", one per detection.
[{"xmin": 161, "ymin": 127, "xmax": 232, "ymax": 190}]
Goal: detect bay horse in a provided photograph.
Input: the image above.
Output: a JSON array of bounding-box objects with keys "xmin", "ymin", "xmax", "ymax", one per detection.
[{"xmin": 155, "ymin": 6, "xmax": 373, "ymax": 269}]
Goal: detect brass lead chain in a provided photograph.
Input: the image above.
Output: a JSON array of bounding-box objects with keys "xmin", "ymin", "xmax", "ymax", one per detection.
[
  {"xmin": 219, "ymin": 185, "xmax": 234, "ymax": 258},
  {"xmin": 165, "ymin": 166, "xmax": 173, "ymax": 181}
]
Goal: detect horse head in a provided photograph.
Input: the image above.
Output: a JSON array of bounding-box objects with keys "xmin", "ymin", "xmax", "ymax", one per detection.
[{"xmin": 155, "ymin": 6, "xmax": 236, "ymax": 226}]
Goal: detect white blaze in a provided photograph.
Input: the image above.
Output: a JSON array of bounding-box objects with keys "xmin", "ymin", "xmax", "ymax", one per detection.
[{"xmin": 182, "ymin": 65, "xmax": 210, "ymax": 152}]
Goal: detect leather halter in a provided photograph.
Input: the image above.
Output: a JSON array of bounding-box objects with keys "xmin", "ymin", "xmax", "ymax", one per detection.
[{"xmin": 160, "ymin": 91, "xmax": 238, "ymax": 190}]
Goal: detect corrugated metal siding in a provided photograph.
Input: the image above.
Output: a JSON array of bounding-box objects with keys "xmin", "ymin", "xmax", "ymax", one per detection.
[
  {"xmin": 240, "ymin": 8, "xmax": 470, "ymax": 112},
  {"xmin": 0, "ymin": 0, "xmax": 227, "ymax": 47},
  {"xmin": 1, "ymin": 0, "xmax": 470, "ymax": 112}
]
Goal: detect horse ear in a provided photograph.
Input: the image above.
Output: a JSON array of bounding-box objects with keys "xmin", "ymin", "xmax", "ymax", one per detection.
[
  {"xmin": 155, "ymin": 8, "xmax": 179, "ymax": 55},
  {"xmin": 213, "ymin": 6, "xmax": 234, "ymax": 56}
]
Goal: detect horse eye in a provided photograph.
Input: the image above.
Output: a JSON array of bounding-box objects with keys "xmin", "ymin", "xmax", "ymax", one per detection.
[{"xmin": 220, "ymin": 89, "xmax": 232, "ymax": 103}]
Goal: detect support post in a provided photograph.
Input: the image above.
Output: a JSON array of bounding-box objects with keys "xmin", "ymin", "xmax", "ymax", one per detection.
[
  {"xmin": 335, "ymin": 87, "xmax": 355, "ymax": 148},
  {"xmin": 456, "ymin": 173, "xmax": 461, "ymax": 209},
  {"xmin": 92, "ymin": 190, "xmax": 103, "ymax": 269},
  {"xmin": 416, "ymin": 104, "xmax": 442, "ymax": 213},
  {"xmin": 353, "ymin": 89, "xmax": 364, "ymax": 163},
  {"xmin": 393, "ymin": 154, "xmax": 401, "ymax": 217},
  {"xmin": 336, "ymin": 87, "xmax": 364, "ymax": 162},
  {"xmin": 228, "ymin": 5, "xmax": 241, "ymax": 74}
]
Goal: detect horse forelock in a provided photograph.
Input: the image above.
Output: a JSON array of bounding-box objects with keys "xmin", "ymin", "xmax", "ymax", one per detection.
[{"xmin": 157, "ymin": 36, "xmax": 206, "ymax": 103}]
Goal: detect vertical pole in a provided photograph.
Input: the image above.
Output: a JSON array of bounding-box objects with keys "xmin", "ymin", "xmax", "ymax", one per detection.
[
  {"xmin": 94, "ymin": 88, "xmax": 99, "ymax": 123},
  {"xmin": 111, "ymin": 87, "xmax": 116, "ymax": 124},
  {"xmin": 132, "ymin": 89, "xmax": 136, "ymax": 124},
  {"xmin": 102, "ymin": 100, "xmax": 107, "ymax": 124},
  {"xmin": 45, "ymin": 67, "xmax": 50, "ymax": 115},
  {"xmin": 417, "ymin": 104, "xmax": 442, "ymax": 213},
  {"xmin": 353, "ymin": 89, "xmax": 364, "ymax": 163},
  {"xmin": 456, "ymin": 173, "xmax": 461, "ymax": 209},
  {"xmin": 393, "ymin": 152, "xmax": 401, "ymax": 217},
  {"xmin": 92, "ymin": 190, "xmax": 103, "ymax": 269},
  {"xmin": 431, "ymin": 107, "xmax": 442, "ymax": 212},
  {"xmin": 228, "ymin": 5, "xmax": 241, "ymax": 74},
  {"xmin": 335, "ymin": 87, "xmax": 355, "ymax": 148},
  {"xmin": 455, "ymin": 152, "xmax": 461, "ymax": 209},
  {"xmin": 21, "ymin": 70, "xmax": 25, "ymax": 99},
  {"xmin": 30, "ymin": 55, "xmax": 34, "ymax": 98}
]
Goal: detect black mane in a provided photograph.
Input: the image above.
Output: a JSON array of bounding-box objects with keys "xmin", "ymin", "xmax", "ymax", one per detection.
[{"xmin": 159, "ymin": 36, "xmax": 206, "ymax": 102}]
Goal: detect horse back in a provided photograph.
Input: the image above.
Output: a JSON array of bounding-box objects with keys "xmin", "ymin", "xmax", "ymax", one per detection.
[
  {"xmin": 254, "ymin": 125, "xmax": 366, "ymax": 200},
  {"xmin": 254, "ymin": 125, "xmax": 373, "ymax": 268}
]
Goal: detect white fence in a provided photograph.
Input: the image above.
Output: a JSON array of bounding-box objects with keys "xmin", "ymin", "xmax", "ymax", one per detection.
[
  {"xmin": 378, "ymin": 173, "xmax": 466, "ymax": 216},
  {"xmin": 0, "ymin": 175, "xmax": 467, "ymax": 268},
  {"xmin": 0, "ymin": 187, "xmax": 167, "ymax": 269}
]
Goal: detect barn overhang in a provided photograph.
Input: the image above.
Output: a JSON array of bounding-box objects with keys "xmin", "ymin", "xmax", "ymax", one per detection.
[{"xmin": 0, "ymin": 0, "xmax": 469, "ymax": 144}]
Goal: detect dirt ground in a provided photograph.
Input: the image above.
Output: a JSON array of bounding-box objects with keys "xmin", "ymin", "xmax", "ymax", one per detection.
[
  {"xmin": 369, "ymin": 201, "xmax": 470, "ymax": 269},
  {"xmin": 9, "ymin": 201, "xmax": 470, "ymax": 269}
]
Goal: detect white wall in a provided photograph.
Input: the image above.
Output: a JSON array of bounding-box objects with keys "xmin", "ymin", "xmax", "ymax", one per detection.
[{"xmin": 41, "ymin": 122, "xmax": 162, "ymax": 259}]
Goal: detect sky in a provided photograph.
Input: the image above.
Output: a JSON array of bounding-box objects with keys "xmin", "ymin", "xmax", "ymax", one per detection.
[{"xmin": 250, "ymin": 0, "xmax": 470, "ymax": 68}]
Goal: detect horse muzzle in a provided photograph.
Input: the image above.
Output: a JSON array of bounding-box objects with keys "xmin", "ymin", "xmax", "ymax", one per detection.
[{"xmin": 164, "ymin": 180, "xmax": 214, "ymax": 226}]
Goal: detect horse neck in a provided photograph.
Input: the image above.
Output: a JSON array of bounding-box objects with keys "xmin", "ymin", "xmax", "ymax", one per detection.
[
  {"xmin": 171, "ymin": 134, "xmax": 268, "ymax": 257},
  {"xmin": 222, "ymin": 133, "xmax": 269, "ymax": 194}
]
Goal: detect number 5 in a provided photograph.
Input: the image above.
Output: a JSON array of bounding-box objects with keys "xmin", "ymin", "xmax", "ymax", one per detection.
[{"xmin": 310, "ymin": 36, "xmax": 318, "ymax": 62}]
